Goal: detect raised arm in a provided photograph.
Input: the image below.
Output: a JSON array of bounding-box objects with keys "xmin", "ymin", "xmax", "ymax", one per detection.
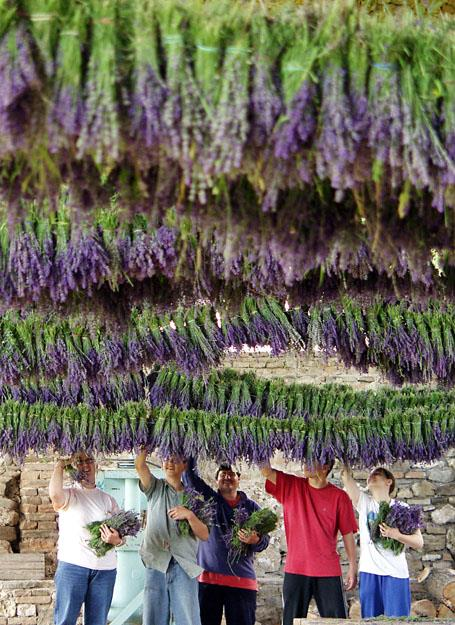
[
  {"xmin": 135, "ymin": 448, "xmax": 153, "ymax": 491},
  {"xmin": 182, "ymin": 457, "xmax": 217, "ymax": 499},
  {"xmin": 260, "ymin": 462, "xmax": 277, "ymax": 485},
  {"xmin": 340, "ymin": 464, "xmax": 361, "ymax": 507},
  {"xmin": 49, "ymin": 459, "xmax": 67, "ymax": 511}
]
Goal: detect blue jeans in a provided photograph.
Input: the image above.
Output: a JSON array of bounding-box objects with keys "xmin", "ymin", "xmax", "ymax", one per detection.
[
  {"xmin": 143, "ymin": 558, "xmax": 201, "ymax": 625},
  {"xmin": 54, "ymin": 561, "xmax": 117, "ymax": 625},
  {"xmin": 359, "ymin": 572, "xmax": 411, "ymax": 617}
]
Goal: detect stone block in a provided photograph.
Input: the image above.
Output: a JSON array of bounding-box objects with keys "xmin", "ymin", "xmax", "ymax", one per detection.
[
  {"xmin": 405, "ymin": 470, "xmax": 426, "ymax": 479},
  {"xmin": 7, "ymin": 618, "xmax": 37, "ymax": 624},
  {"xmin": 19, "ymin": 520, "xmax": 38, "ymax": 530},
  {"xmin": 447, "ymin": 526, "xmax": 455, "ymax": 557},
  {"xmin": 20, "ymin": 538, "xmax": 57, "ymax": 552},
  {"xmin": 428, "ymin": 466, "xmax": 455, "ymax": 483},
  {"xmin": 0, "ymin": 526, "xmax": 16, "ymax": 541},
  {"xmin": 21, "ymin": 471, "xmax": 41, "ymax": 483},
  {"xmin": 0, "ymin": 497, "xmax": 18, "ymax": 511},
  {"xmin": 26, "ymin": 512, "xmax": 56, "ymax": 522},
  {"xmin": 21, "ymin": 488, "xmax": 38, "ymax": 497},
  {"xmin": 397, "ymin": 488, "xmax": 413, "ymax": 498},
  {"xmin": 423, "ymin": 534, "xmax": 446, "ymax": 550},
  {"xmin": 17, "ymin": 604, "xmax": 36, "ymax": 617},
  {"xmin": 411, "ymin": 480, "xmax": 435, "ymax": 497},
  {"xmin": 421, "ymin": 553, "xmax": 441, "ymax": 561},
  {"xmin": 408, "ymin": 498, "xmax": 431, "ymax": 505},
  {"xmin": 0, "ymin": 594, "xmax": 16, "ymax": 617},
  {"xmin": 431, "ymin": 503, "xmax": 455, "ymax": 524},
  {"xmin": 37, "ymin": 504, "xmax": 55, "ymax": 513},
  {"xmin": 0, "ymin": 509, "xmax": 19, "ymax": 526},
  {"xmin": 15, "ymin": 596, "xmax": 51, "ymax": 605},
  {"xmin": 20, "ymin": 504, "xmax": 37, "ymax": 513},
  {"xmin": 20, "ymin": 528, "xmax": 58, "ymax": 539},
  {"xmin": 425, "ymin": 523, "xmax": 447, "ymax": 534},
  {"xmin": 21, "ymin": 496, "xmax": 42, "ymax": 506},
  {"xmin": 0, "ymin": 540, "xmax": 12, "ymax": 553},
  {"xmin": 37, "ymin": 521, "xmax": 57, "ymax": 530}
]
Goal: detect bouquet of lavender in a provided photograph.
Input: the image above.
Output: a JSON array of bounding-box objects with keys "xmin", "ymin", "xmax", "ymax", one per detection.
[
  {"xmin": 85, "ymin": 510, "xmax": 141, "ymax": 557},
  {"xmin": 370, "ymin": 501, "xmax": 424, "ymax": 555},
  {"xmin": 224, "ymin": 506, "xmax": 277, "ymax": 562},
  {"xmin": 64, "ymin": 463, "xmax": 86, "ymax": 483},
  {"xmin": 176, "ymin": 487, "xmax": 216, "ymax": 537}
]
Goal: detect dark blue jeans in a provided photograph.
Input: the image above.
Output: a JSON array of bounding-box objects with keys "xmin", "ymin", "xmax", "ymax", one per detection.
[
  {"xmin": 54, "ymin": 561, "xmax": 117, "ymax": 625},
  {"xmin": 198, "ymin": 583, "xmax": 257, "ymax": 625}
]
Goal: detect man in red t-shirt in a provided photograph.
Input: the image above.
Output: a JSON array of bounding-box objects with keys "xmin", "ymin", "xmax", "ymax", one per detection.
[{"xmin": 261, "ymin": 460, "xmax": 358, "ymax": 625}]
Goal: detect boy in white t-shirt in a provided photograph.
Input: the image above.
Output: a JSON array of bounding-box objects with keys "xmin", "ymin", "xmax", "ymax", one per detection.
[
  {"xmin": 49, "ymin": 452, "xmax": 123, "ymax": 625},
  {"xmin": 341, "ymin": 466, "xmax": 424, "ymax": 618}
]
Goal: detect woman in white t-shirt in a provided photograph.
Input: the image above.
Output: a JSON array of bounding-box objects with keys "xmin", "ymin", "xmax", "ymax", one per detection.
[
  {"xmin": 341, "ymin": 466, "xmax": 423, "ymax": 618},
  {"xmin": 49, "ymin": 452, "xmax": 123, "ymax": 625}
]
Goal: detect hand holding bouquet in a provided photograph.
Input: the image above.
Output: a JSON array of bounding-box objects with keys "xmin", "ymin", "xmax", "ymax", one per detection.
[
  {"xmin": 174, "ymin": 487, "xmax": 216, "ymax": 537},
  {"xmin": 370, "ymin": 501, "xmax": 424, "ymax": 555},
  {"xmin": 224, "ymin": 507, "xmax": 278, "ymax": 562},
  {"xmin": 85, "ymin": 510, "xmax": 141, "ymax": 557}
]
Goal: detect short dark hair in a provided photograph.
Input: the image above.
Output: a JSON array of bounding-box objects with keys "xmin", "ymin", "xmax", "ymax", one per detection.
[
  {"xmin": 370, "ymin": 467, "xmax": 396, "ymax": 494},
  {"xmin": 216, "ymin": 464, "xmax": 240, "ymax": 479},
  {"xmin": 325, "ymin": 460, "xmax": 335, "ymax": 476}
]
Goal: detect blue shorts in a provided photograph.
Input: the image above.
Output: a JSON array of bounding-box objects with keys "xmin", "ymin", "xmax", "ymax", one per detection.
[{"xmin": 359, "ymin": 572, "xmax": 411, "ymax": 618}]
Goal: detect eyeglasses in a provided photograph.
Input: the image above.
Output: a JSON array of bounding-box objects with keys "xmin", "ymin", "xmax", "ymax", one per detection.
[
  {"xmin": 218, "ymin": 472, "xmax": 239, "ymax": 479},
  {"xmin": 75, "ymin": 458, "xmax": 95, "ymax": 466}
]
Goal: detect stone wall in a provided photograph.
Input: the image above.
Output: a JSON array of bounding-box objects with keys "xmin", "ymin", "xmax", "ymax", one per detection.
[
  {"xmin": 0, "ymin": 351, "xmax": 454, "ymax": 624},
  {"xmin": 0, "ymin": 581, "xmax": 53, "ymax": 625}
]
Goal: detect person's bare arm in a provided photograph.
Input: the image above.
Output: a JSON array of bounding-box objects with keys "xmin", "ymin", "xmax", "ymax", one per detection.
[
  {"xmin": 49, "ymin": 459, "xmax": 67, "ymax": 511},
  {"xmin": 260, "ymin": 463, "xmax": 277, "ymax": 485},
  {"xmin": 379, "ymin": 525, "xmax": 424, "ymax": 550},
  {"xmin": 342, "ymin": 532, "xmax": 358, "ymax": 590},
  {"xmin": 168, "ymin": 506, "xmax": 209, "ymax": 541},
  {"xmin": 135, "ymin": 449, "xmax": 153, "ymax": 491},
  {"xmin": 340, "ymin": 465, "xmax": 361, "ymax": 507}
]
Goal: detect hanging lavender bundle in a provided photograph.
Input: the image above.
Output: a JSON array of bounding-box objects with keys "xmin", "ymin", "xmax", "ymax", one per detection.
[
  {"xmin": 77, "ymin": 0, "xmax": 120, "ymax": 165},
  {"xmin": 0, "ymin": 22, "xmax": 41, "ymax": 156},
  {"xmin": 190, "ymin": 1, "xmax": 225, "ymax": 202},
  {"xmin": 209, "ymin": 25, "xmax": 251, "ymax": 177},
  {"xmin": 176, "ymin": 486, "xmax": 216, "ymax": 537},
  {"xmin": 248, "ymin": 15, "xmax": 282, "ymax": 150},
  {"xmin": 398, "ymin": 18, "xmax": 454, "ymax": 215},
  {"xmin": 369, "ymin": 500, "xmax": 424, "ymax": 555},
  {"xmin": 48, "ymin": 3, "xmax": 86, "ymax": 152},
  {"xmin": 159, "ymin": 2, "xmax": 205, "ymax": 191},
  {"xmin": 315, "ymin": 47, "xmax": 361, "ymax": 202},
  {"xmin": 129, "ymin": 0, "xmax": 166, "ymax": 158},
  {"xmin": 25, "ymin": 0, "xmax": 62, "ymax": 77}
]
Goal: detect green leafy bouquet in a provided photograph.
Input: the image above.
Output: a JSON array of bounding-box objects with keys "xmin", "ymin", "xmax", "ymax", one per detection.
[
  {"xmin": 85, "ymin": 510, "xmax": 141, "ymax": 557},
  {"xmin": 369, "ymin": 501, "xmax": 424, "ymax": 555},
  {"xmin": 224, "ymin": 507, "xmax": 278, "ymax": 562}
]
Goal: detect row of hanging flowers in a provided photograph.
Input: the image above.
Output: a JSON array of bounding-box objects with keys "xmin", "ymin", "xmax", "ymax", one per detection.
[
  {"xmin": 0, "ymin": 199, "xmax": 452, "ymax": 310},
  {"xmin": 1, "ymin": 297, "xmax": 455, "ymax": 385},
  {"xmin": 0, "ymin": 0, "xmax": 453, "ymax": 217},
  {"xmin": 0, "ymin": 398, "xmax": 453, "ymax": 465}
]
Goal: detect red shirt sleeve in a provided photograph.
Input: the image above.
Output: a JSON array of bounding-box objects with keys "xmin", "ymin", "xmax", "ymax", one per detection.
[
  {"xmin": 265, "ymin": 470, "xmax": 293, "ymax": 504},
  {"xmin": 337, "ymin": 490, "xmax": 358, "ymax": 535}
]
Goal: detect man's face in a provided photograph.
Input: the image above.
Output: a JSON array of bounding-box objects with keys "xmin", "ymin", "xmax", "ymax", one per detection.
[
  {"xmin": 367, "ymin": 470, "xmax": 392, "ymax": 494},
  {"xmin": 73, "ymin": 453, "xmax": 96, "ymax": 485},
  {"xmin": 302, "ymin": 462, "xmax": 328, "ymax": 479},
  {"xmin": 162, "ymin": 456, "xmax": 187, "ymax": 479},
  {"xmin": 217, "ymin": 469, "xmax": 240, "ymax": 493}
]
